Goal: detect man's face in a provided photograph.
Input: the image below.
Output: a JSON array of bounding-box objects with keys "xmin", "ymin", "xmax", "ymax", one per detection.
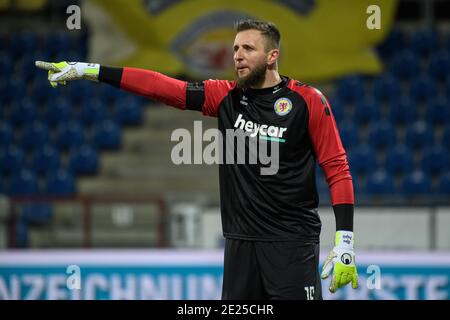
[{"xmin": 233, "ymin": 29, "xmax": 270, "ymax": 88}]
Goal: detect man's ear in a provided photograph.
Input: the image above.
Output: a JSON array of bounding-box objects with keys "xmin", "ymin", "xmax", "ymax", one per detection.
[{"xmin": 267, "ymin": 49, "xmax": 279, "ymax": 68}]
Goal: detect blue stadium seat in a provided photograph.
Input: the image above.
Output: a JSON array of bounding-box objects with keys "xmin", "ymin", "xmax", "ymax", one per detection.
[
  {"xmin": 68, "ymin": 144, "xmax": 99, "ymax": 175},
  {"xmin": 43, "ymin": 96, "xmax": 73, "ymax": 126},
  {"xmin": 10, "ymin": 31, "xmax": 37, "ymax": 58},
  {"xmin": 114, "ymin": 96, "xmax": 144, "ymax": 125},
  {"xmin": 385, "ymin": 144, "xmax": 413, "ymax": 175},
  {"xmin": 401, "ymin": 170, "xmax": 432, "ymax": 195},
  {"xmin": 389, "ymin": 96, "xmax": 417, "ymax": 125},
  {"xmin": 9, "ymin": 98, "xmax": 38, "ymax": 125},
  {"xmin": 337, "ymin": 120, "xmax": 359, "ymax": 150},
  {"xmin": 428, "ymin": 50, "xmax": 450, "ymax": 81},
  {"xmin": 327, "ymin": 97, "xmax": 344, "ymax": 124},
  {"xmin": 79, "ymin": 98, "xmax": 107, "ymax": 125},
  {"xmin": 409, "ymin": 75, "xmax": 437, "ymax": 102},
  {"xmin": 377, "ymin": 27, "xmax": 406, "ymax": 59},
  {"xmin": 45, "ymin": 31, "xmax": 72, "ymax": 56},
  {"xmin": 0, "ymin": 121, "xmax": 13, "ymax": 146},
  {"xmin": 336, "ymin": 75, "xmax": 364, "ymax": 103},
  {"xmin": 54, "ymin": 121, "xmax": 85, "ymax": 150},
  {"xmin": 442, "ymin": 126, "xmax": 450, "ymax": 146},
  {"xmin": 45, "ymin": 169, "xmax": 76, "ymax": 196},
  {"xmin": 390, "ymin": 50, "xmax": 420, "ymax": 79},
  {"xmin": 20, "ymin": 121, "xmax": 49, "ymax": 149},
  {"xmin": 437, "ymin": 172, "xmax": 450, "ymax": 194},
  {"xmin": 405, "ymin": 121, "xmax": 434, "ymax": 149},
  {"xmin": 352, "ymin": 97, "xmax": 380, "ymax": 125},
  {"xmin": 347, "ymin": 144, "xmax": 377, "ymax": 175},
  {"xmin": 21, "ymin": 203, "xmax": 53, "ymax": 225},
  {"xmin": 9, "ymin": 169, "xmax": 39, "ymax": 196},
  {"xmin": 31, "ymin": 144, "xmax": 61, "ymax": 174},
  {"xmin": 15, "ymin": 221, "xmax": 29, "ymax": 248},
  {"xmin": 367, "ymin": 120, "xmax": 396, "ymax": 149},
  {"xmin": 1, "ymin": 77, "xmax": 24, "ymax": 103},
  {"xmin": 372, "ymin": 73, "xmax": 400, "ymax": 102},
  {"xmin": 422, "ymin": 145, "xmax": 449, "ymax": 175},
  {"xmin": 366, "ymin": 169, "xmax": 395, "ymax": 195},
  {"xmin": 426, "ymin": 97, "xmax": 450, "ymax": 125},
  {"xmin": 32, "ymin": 76, "xmax": 58, "ymax": 103},
  {"xmin": 66, "ymin": 80, "xmax": 96, "ymax": 102},
  {"xmin": 0, "ymin": 52, "xmax": 13, "ymax": 75},
  {"xmin": 91, "ymin": 120, "xmax": 121, "ymax": 150},
  {"xmin": 410, "ymin": 28, "xmax": 438, "ymax": 57},
  {"xmin": 0, "ymin": 145, "xmax": 26, "ymax": 175}
]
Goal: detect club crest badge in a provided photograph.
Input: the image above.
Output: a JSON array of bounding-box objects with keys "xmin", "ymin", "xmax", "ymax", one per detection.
[{"xmin": 274, "ymin": 97, "xmax": 292, "ymax": 116}]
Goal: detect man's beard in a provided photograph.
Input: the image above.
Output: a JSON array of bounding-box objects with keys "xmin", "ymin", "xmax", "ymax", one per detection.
[{"xmin": 235, "ymin": 62, "xmax": 267, "ymax": 89}]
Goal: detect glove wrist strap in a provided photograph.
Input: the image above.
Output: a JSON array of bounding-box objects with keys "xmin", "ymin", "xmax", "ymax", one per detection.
[
  {"xmin": 81, "ymin": 63, "xmax": 100, "ymax": 81},
  {"xmin": 335, "ymin": 230, "xmax": 354, "ymax": 249}
]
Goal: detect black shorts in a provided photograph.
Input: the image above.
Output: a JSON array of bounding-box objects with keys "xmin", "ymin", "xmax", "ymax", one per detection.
[{"xmin": 222, "ymin": 238, "xmax": 322, "ymax": 300}]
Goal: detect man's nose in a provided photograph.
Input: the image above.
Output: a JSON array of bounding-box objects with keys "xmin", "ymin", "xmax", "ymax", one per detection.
[{"xmin": 234, "ymin": 49, "xmax": 243, "ymax": 61}]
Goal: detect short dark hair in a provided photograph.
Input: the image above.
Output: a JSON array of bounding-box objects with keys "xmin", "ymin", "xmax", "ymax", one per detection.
[{"xmin": 235, "ymin": 19, "xmax": 281, "ymax": 51}]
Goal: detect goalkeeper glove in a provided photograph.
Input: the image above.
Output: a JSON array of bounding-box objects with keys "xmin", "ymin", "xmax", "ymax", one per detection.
[
  {"xmin": 321, "ymin": 230, "xmax": 358, "ymax": 293},
  {"xmin": 35, "ymin": 61, "xmax": 100, "ymax": 88}
]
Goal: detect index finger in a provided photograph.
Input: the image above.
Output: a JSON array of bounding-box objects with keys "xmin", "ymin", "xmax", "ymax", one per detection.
[{"xmin": 35, "ymin": 61, "xmax": 61, "ymax": 72}]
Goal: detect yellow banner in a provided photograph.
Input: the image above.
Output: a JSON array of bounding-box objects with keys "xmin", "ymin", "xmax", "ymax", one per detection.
[{"xmin": 86, "ymin": 0, "xmax": 397, "ymax": 82}]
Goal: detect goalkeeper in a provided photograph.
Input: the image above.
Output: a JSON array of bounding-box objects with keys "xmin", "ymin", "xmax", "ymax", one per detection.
[{"xmin": 36, "ymin": 19, "xmax": 358, "ymax": 300}]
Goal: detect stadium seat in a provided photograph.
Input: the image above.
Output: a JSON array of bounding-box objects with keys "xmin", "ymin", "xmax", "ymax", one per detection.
[
  {"xmin": 389, "ymin": 96, "xmax": 417, "ymax": 125},
  {"xmin": 66, "ymin": 80, "xmax": 96, "ymax": 102},
  {"xmin": 442, "ymin": 126, "xmax": 450, "ymax": 146},
  {"xmin": 390, "ymin": 50, "xmax": 420, "ymax": 79},
  {"xmin": 68, "ymin": 144, "xmax": 99, "ymax": 175},
  {"xmin": 327, "ymin": 97, "xmax": 344, "ymax": 124},
  {"xmin": 43, "ymin": 96, "xmax": 73, "ymax": 126},
  {"xmin": 410, "ymin": 28, "xmax": 438, "ymax": 57},
  {"xmin": 31, "ymin": 144, "xmax": 61, "ymax": 174},
  {"xmin": 79, "ymin": 98, "xmax": 107, "ymax": 125},
  {"xmin": 385, "ymin": 144, "xmax": 414, "ymax": 175},
  {"xmin": 45, "ymin": 169, "xmax": 76, "ymax": 196},
  {"xmin": 10, "ymin": 31, "xmax": 37, "ymax": 58},
  {"xmin": 336, "ymin": 75, "xmax": 364, "ymax": 103},
  {"xmin": 337, "ymin": 120, "xmax": 359, "ymax": 150},
  {"xmin": 437, "ymin": 172, "xmax": 450, "ymax": 194},
  {"xmin": 402, "ymin": 170, "xmax": 432, "ymax": 195},
  {"xmin": 0, "ymin": 52, "xmax": 13, "ymax": 75},
  {"xmin": 15, "ymin": 221, "xmax": 29, "ymax": 248},
  {"xmin": 32, "ymin": 75, "xmax": 59, "ymax": 103},
  {"xmin": 352, "ymin": 97, "xmax": 380, "ymax": 125},
  {"xmin": 54, "ymin": 121, "xmax": 85, "ymax": 149},
  {"xmin": 9, "ymin": 169, "xmax": 39, "ymax": 196},
  {"xmin": 347, "ymin": 144, "xmax": 377, "ymax": 175},
  {"xmin": 113, "ymin": 96, "xmax": 144, "ymax": 125},
  {"xmin": 21, "ymin": 203, "xmax": 53, "ymax": 225},
  {"xmin": 0, "ymin": 145, "xmax": 26, "ymax": 175},
  {"xmin": 405, "ymin": 121, "xmax": 433, "ymax": 149},
  {"xmin": 366, "ymin": 169, "xmax": 395, "ymax": 195},
  {"xmin": 428, "ymin": 50, "xmax": 450, "ymax": 81},
  {"xmin": 20, "ymin": 121, "xmax": 49, "ymax": 149},
  {"xmin": 367, "ymin": 120, "xmax": 396, "ymax": 149},
  {"xmin": 421, "ymin": 145, "xmax": 449, "ymax": 175},
  {"xmin": 9, "ymin": 97, "xmax": 38, "ymax": 125},
  {"xmin": 372, "ymin": 73, "xmax": 400, "ymax": 102},
  {"xmin": 91, "ymin": 120, "xmax": 121, "ymax": 150},
  {"xmin": 0, "ymin": 121, "xmax": 13, "ymax": 146},
  {"xmin": 377, "ymin": 27, "xmax": 406, "ymax": 59},
  {"xmin": 45, "ymin": 31, "xmax": 72, "ymax": 56},
  {"xmin": 425, "ymin": 97, "xmax": 450, "ymax": 125},
  {"xmin": 409, "ymin": 75, "xmax": 437, "ymax": 102}
]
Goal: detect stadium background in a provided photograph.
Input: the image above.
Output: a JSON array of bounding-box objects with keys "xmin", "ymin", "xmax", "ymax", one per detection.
[{"xmin": 0, "ymin": 0, "xmax": 449, "ymax": 300}]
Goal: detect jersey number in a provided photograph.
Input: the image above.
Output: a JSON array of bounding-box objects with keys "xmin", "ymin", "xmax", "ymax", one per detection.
[{"xmin": 304, "ymin": 286, "xmax": 315, "ymax": 300}]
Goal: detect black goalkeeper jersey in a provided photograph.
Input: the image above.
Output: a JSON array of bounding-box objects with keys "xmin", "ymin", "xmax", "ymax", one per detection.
[{"xmin": 185, "ymin": 76, "xmax": 352, "ymax": 242}]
